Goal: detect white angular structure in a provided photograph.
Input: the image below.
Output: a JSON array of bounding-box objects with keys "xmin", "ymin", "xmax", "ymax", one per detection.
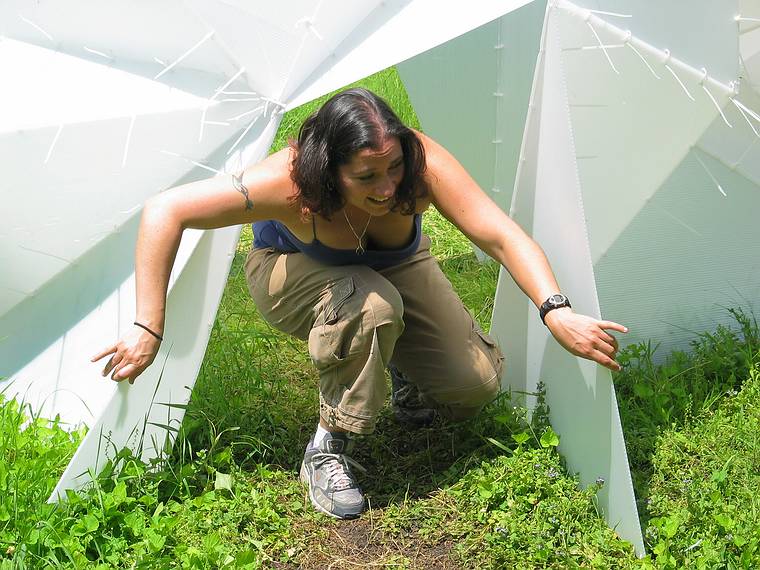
[{"xmin": 3, "ymin": 0, "xmax": 760, "ymax": 555}]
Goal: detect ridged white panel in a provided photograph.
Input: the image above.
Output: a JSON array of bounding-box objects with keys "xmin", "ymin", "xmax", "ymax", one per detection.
[
  {"xmin": 287, "ymin": 0, "xmax": 536, "ymax": 109},
  {"xmin": 398, "ymin": 2, "xmax": 546, "ymax": 214},
  {"xmin": 492, "ymin": 4, "xmax": 644, "ymax": 553},
  {"xmin": 569, "ymin": 0, "xmax": 739, "ymax": 85}
]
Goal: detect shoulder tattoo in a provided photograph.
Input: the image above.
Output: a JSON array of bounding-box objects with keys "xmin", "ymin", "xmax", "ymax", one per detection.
[{"xmin": 231, "ymin": 173, "xmax": 254, "ymax": 211}]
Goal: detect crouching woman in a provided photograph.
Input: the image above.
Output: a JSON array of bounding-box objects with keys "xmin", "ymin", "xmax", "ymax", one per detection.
[{"xmin": 93, "ymin": 88, "xmax": 625, "ymax": 520}]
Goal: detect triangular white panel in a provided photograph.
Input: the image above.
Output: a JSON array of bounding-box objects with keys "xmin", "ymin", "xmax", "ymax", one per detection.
[
  {"xmin": 740, "ymin": 0, "xmax": 760, "ymax": 91},
  {"xmin": 184, "ymin": 0, "xmax": 383, "ymax": 101},
  {"xmin": 555, "ymin": 3, "xmax": 730, "ymax": 265},
  {"xmin": 492, "ymin": 4, "xmax": 643, "ymax": 553},
  {"xmin": 50, "ymin": 224, "xmax": 241, "ymax": 499},
  {"xmin": 398, "ymin": 1, "xmax": 547, "ymax": 213},
  {"xmin": 0, "ymin": 1, "xmax": 235, "ymax": 96},
  {"xmin": 595, "ymin": 149, "xmax": 760, "ymax": 357},
  {"xmin": 287, "ymin": 0, "xmax": 536, "ymax": 109},
  {"xmin": 45, "ymin": 112, "xmax": 283, "ymax": 501},
  {"xmin": 1, "ymin": 40, "xmax": 260, "ymax": 370},
  {"xmin": 0, "ymin": 36, "xmax": 284, "ymax": 495}
]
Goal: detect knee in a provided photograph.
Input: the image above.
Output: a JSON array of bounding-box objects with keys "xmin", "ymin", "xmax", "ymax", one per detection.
[
  {"xmin": 309, "ymin": 274, "xmax": 404, "ymax": 365},
  {"xmin": 349, "ymin": 275, "xmax": 405, "ymax": 346},
  {"xmin": 359, "ymin": 279, "xmax": 404, "ymax": 330},
  {"xmin": 436, "ymin": 372, "xmax": 502, "ymax": 422}
]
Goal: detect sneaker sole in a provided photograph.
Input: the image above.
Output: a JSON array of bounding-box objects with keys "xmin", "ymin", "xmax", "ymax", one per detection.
[{"xmin": 299, "ymin": 461, "xmax": 362, "ymax": 520}]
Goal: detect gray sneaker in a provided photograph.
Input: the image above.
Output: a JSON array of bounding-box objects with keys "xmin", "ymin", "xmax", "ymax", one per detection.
[
  {"xmin": 299, "ymin": 431, "xmax": 366, "ymax": 519},
  {"xmin": 389, "ymin": 366, "xmax": 436, "ymax": 428}
]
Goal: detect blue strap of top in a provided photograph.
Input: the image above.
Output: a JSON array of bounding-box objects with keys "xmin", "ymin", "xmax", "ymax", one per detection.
[{"xmin": 252, "ymin": 214, "xmax": 422, "ymax": 270}]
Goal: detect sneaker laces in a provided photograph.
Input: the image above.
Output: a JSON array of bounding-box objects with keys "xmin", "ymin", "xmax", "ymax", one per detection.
[{"xmin": 312, "ymin": 453, "xmax": 367, "ymax": 491}]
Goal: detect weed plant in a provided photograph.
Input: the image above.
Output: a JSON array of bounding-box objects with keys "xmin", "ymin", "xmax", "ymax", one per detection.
[
  {"xmin": 0, "ymin": 392, "xmax": 83, "ymax": 566},
  {"xmin": 644, "ymin": 360, "xmax": 760, "ymax": 567}
]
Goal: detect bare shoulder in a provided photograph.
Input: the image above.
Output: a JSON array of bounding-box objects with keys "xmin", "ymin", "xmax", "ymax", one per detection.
[
  {"xmin": 240, "ymin": 147, "xmax": 303, "ymax": 221},
  {"xmin": 412, "ymin": 130, "xmax": 465, "ymax": 215},
  {"xmin": 412, "ymin": 129, "xmax": 498, "ymax": 223},
  {"xmin": 414, "ymin": 130, "xmax": 456, "ymax": 182},
  {"xmin": 151, "ymin": 147, "xmax": 303, "ymax": 231},
  {"xmin": 244, "ymin": 148, "xmax": 294, "ymax": 200}
]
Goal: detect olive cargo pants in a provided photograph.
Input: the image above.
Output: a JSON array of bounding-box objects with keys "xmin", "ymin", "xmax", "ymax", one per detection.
[{"xmin": 245, "ymin": 235, "xmax": 504, "ymax": 434}]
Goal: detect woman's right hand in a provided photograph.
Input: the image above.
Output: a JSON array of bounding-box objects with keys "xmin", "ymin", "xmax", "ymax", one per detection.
[{"xmin": 91, "ymin": 325, "xmax": 162, "ymax": 385}]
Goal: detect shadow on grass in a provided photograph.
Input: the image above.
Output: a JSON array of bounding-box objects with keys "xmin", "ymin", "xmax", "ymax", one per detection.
[
  {"xmin": 184, "ymin": 353, "xmax": 523, "ymax": 509},
  {"xmin": 353, "ymin": 398, "xmax": 521, "ymax": 508}
]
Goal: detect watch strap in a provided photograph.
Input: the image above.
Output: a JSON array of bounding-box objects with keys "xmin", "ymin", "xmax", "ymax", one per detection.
[{"xmin": 539, "ymin": 294, "xmax": 572, "ymax": 325}]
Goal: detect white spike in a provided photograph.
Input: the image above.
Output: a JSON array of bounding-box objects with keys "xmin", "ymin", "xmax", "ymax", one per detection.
[
  {"xmin": 219, "ymin": 97, "xmax": 260, "ymax": 103},
  {"xmin": 83, "ymin": 46, "xmax": 112, "ymax": 60},
  {"xmin": 155, "ymin": 31, "xmax": 214, "ymax": 80},
  {"xmin": 119, "ymin": 205, "xmax": 142, "ymax": 215},
  {"xmin": 656, "ymin": 206, "xmax": 702, "ymax": 235},
  {"xmin": 588, "ymin": 9, "xmax": 632, "ymax": 18},
  {"xmin": 625, "ymin": 40, "xmax": 660, "ymax": 79},
  {"xmin": 664, "ymin": 56, "xmax": 695, "ymax": 101},
  {"xmin": 701, "ymin": 82, "xmax": 732, "ymax": 128},
  {"xmin": 694, "ymin": 151, "xmax": 727, "ymax": 197},
  {"xmin": 261, "ymin": 97, "xmax": 287, "ymax": 109},
  {"xmin": 580, "ymin": 44, "xmax": 624, "ymax": 50},
  {"xmin": 227, "ymin": 105, "xmax": 265, "ymax": 122},
  {"xmin": 733, "ymin": 99, "xmax": 760, "ymax": 123},
  {"xmin": 122, "ymin": 115, "xmax": 136, "ymax": 167},
  {"xmin": 45, "ymin": 125, "xmax": 63, "ymax": 165},
  {"xmin": 199, "ymin": 67, "xmax": 247, "ymax": 142},
  {"xmin": 160, "ymin": 150, "xmax": 221, "ymax": 174},
  {"xmin": 18, "ymin": 14, "xmax": 53, "ymax": 41},
  {"xmin": 731, "ymin": 99, "xmax": 760, "ymax": 137},
  {"xmin": 586, "ymin": 20, "xmax": 619, "ymax": 74},
  {"xmin": 226, "ymin": 116, "xmax": 262, "ymax": 156}
]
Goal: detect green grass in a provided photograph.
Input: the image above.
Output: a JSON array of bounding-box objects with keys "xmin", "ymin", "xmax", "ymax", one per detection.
[
  {"xmin": 614, "ymin": 308, "xmax": 760, "ymax": 522},
  {"xmin": 3, "ymin": 66, "xmax": 760, "ymax": 568},
  {"xmin": 612, "ymin": 308, "xmax": 760, "ymax": 568},
  {"xmin": 643, "ymin": 364, "xmax": 760, "ymax": 568},
  {"xmin": 0, "ymin": 394, "xmax": 85, "ymax": 566}
]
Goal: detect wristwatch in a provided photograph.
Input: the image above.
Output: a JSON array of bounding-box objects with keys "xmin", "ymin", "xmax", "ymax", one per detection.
[{"xmin": 539, "ymin": 294, "xmax": 572, "ymax": 325}]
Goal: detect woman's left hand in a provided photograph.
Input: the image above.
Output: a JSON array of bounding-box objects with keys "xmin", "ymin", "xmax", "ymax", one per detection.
[{"xmin": 543, "ymin": 308, "xmax": 627, "ymax": 371}]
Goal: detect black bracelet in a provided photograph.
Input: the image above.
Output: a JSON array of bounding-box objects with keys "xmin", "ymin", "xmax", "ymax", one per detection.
[{"xmin": 134, "ymin": 321, "xmax": 164, "ymax": 342}]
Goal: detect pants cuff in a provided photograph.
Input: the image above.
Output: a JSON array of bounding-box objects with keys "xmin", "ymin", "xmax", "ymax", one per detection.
[{"xmin": 319, "ymin": 400, "xmax": 377, "ymax": 435}]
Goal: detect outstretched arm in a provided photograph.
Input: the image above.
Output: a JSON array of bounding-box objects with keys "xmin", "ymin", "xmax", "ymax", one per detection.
[
  {"xmin": 420, "ymin": 132, "xmax": 626, "ymax": 371},
  {"xmin": 91, "ymin": 149, "xmax": 295, "ymax": 383}
]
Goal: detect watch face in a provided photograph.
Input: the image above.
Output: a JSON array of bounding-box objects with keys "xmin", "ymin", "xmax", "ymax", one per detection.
[{"xmin": 549, "ymin": 294, "xmax": 567, "ymax": 306}]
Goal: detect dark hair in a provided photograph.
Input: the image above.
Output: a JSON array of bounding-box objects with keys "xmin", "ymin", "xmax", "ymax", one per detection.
[{"xmin": 290, "ymin": 88, "xmax": 428, "ymax": 219}]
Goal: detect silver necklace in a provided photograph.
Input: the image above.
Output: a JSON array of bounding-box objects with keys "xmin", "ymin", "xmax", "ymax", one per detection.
[{"xmin": 343, "ymin": 209, "xmax": 372, "ymax": 255}]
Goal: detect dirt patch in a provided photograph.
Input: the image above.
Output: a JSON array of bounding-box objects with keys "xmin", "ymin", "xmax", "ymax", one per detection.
[{"xmin": 297, "ymin": 517, "xmax": 461, "ymax": 569}]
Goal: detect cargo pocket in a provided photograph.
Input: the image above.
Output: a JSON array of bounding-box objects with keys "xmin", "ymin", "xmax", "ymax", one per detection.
[
  {"xmin": 244, "ymin": 247, "xmax": 281, "ymax": 301},
  {"xmin": 472, "ymin": 323, "xmax": 505, "ymax": 379},
  {"xmin": 309, "ymin": 276, "xmax": 358, "ymax": 365}
]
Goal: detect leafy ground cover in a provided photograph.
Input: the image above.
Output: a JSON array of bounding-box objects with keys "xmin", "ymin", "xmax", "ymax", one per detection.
[
  {"xmin": 3, "ymin": 67, "xmax": 760, "ymax": 568},
  {"xmin": 614, "ymin": 309, "xmax": 760, "ymax": 568}
]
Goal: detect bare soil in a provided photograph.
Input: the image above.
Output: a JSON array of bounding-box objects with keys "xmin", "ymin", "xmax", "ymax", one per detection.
[{"xmin": 295, "ymin": 518, "xmax": 461, "ymax": 569}]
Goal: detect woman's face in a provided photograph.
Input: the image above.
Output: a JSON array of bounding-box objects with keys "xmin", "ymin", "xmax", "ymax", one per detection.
[{"xmin": 337, "ymin": 135, "xmax": 404, "ymax": 216}]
